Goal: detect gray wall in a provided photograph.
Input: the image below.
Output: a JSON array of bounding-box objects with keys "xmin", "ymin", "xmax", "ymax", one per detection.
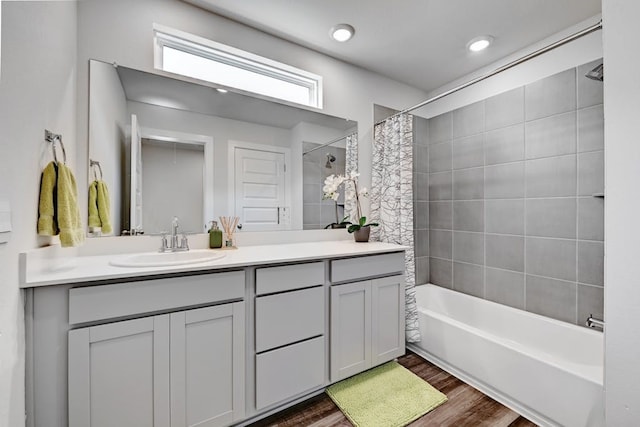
[{"xmin": 416, "ymin": 60, "xmax": 604, "ymax": 327}]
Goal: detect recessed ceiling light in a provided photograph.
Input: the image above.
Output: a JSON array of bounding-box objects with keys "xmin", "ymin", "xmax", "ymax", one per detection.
[
  {"xmin": 467, "ymin": 36, "xmax": 494, "ymax": 52},
  {"xmin": 216, "ymin": 88, "xmax": 228, "ymax": 93},
  {"xmin": 330, "ymin": 24, "xmax": 355, "ymax": 42}
]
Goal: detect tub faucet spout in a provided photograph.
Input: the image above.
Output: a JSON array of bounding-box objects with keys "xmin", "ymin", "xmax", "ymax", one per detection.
[{"xmin": 586, "ymin": 314, "xmax": 604, "ymax": 330}]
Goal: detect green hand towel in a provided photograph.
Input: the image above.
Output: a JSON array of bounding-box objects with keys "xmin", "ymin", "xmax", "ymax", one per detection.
[
  {"xmin": 57, "ymin": 163, "xmax": 84, "ymax": 247},
  {"xmin": 37, "ymin": 161, "xmax": 58, "ymax": 236},
  {"xmin": 97, "ymin": 180, "xmax": 112, "ymax": 234},
  {"xmin": 88, "ymin": 181, "xmax": 100, "ymax": 228}
]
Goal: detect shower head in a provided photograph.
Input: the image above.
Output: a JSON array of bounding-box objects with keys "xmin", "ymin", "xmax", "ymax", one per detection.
[
  {"xmin": 325, "ymin": 153, "xmax": 336, "ymax": 169},
  {"xmin": 585, "ymin": 63, "xmax": 603, "ymax": 82}
]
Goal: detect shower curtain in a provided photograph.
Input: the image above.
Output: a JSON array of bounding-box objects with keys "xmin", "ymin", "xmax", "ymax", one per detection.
[
  {"xmin": 344, "ymin": 133, "xmax": 359, "ymax": 221},
  {"xmin": 371, "ymin": 113, "xmax": 420, "ymax": 343}
]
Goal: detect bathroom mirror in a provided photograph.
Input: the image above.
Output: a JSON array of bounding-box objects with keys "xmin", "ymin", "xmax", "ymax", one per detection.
[{"xmin": 88, "ymin": 59, "xmax": 357, "ymax": 236}]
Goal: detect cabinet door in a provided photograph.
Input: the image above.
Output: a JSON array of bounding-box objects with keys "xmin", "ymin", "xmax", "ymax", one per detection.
[
  {"xmin": 68, "ymin": 316, "xmax": 170, "ymax": 427},
  {"xmin": 371, "ymin": 275, "xmax": 406, "ymax": 366},
  {"xmin": 170, "ymin": 302, "xmax": 245, "ymax": 427},
  {"xmin": 330, "ymin": 280, "xmax": 371, "ymax": 382}
]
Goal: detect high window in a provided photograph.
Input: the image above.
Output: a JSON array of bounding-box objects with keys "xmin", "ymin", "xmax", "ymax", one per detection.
[{"xmin": 154, "ymin": 25, "xmax": 323, "ymax": 108}]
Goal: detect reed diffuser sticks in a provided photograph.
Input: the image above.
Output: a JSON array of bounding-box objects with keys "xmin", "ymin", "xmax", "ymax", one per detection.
[{"xmin": 219, "ymin": 216, "xmax": 239, "ymax": 248}]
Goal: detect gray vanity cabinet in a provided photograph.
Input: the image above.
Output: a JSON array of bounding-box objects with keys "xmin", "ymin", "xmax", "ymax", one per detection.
[
  {"xmin": 330, "ymin": 253, "xmax": 406, "ymax": 382},
  {"xmin": 67, "ymin": 272, "xmax": 246, "ymax": 427},
  {"xmin": 69, "ymin": 302, "xmax": 244, "ymax": 427}
]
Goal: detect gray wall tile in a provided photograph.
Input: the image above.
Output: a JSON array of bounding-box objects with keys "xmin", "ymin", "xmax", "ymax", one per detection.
[
  {"xmin": 453, "ymin": 231, "xmax": 484, "ymax": 264},
  {"xmin": 430, "ymin": 257, "xmax": 452, "ymax": 287},
  {"xmin": 578, "ymin": 197, "xmax": 604, "ymax": 241},
  {"xmin": 525, "ymin": 275, "xmax": 577, "ymax": 323},
  {"xmin": 416, "ymin": 172, "xmax": 429, "ymax": 201},
  {"xmin": 415, "ymin": 229, "xmax": 429, "ymax": 257},
  {"xmin": 485, "ymin": 124, "xmax": 524, "ymax": 165},
  {"xmin": 578, "ymin": 241, "xmax": 604, "ymax": 286},
  {"xmin": 578, "ymin": 105, "xmax": 604, "ymax": 152},
  {"xmin": 526, "ymin": 198, "xmax": 577, "ymax": 239},
  {"xmin": 303, "ymin": 203, "xmax": 320, "ymax": 224},
  {"xmin": 526, "ymin": 237, "xmax": 576, "ymax": 281},
  {"xmin": 415, "ymin": 201, "xmax": 429, "ymax": 230},
  {"xmin": 526, "ymin": 155, "xmax": 576, "ymax": 197},
  {"xmin": 486, "ymin": 199, "xmax": 525, "ymax": 235},
  {"xmin": 429, "ymin": 112, "xmax": 452, "ymax": 144},
  {"xmin": 429, "ymin": 201, "xmax": 452, "ymax": 230},
  {"xmin": 453, "ymin": 101, "xmax": 484, "ymax": 138},
  {"xmin": 452, "ymin": 134, "xmax": 484, "ymax": 170},
  {"xmin": 486, "ymin": 234, "xmax": 524, "ymax": 272},
  {"xmin": 525, "ymin": 68, "xmax": 576, "ymax": 121},
  {"xmin": 429, "ymin": 171, "xmax": 452, "ymax": 201},
  {"xmin": 416, "ymin": 256, "xmax": 430, "ymax": 285},
  {"xmin": 453, "ymin": 201, "xmax": 484, "ymax": 232},
  {"xmin": 578, "ymin": 151, "xmax": 604, "ymax": 196},
  {"xmin": 414, "ymin": 144, "xmax": 429, "ymax": 173},
  {"xmin": 429, "ymin": 141, "xmax": 452, "ymax": 173},
  {"xmin": 485, "ymin": 268, "xmax": 525, "ymax": 309},
  {"xmin": 430, "ymin": 230, "xmax": 452, "ymax": 259},
  {"xmin": 453, "ymin": 262, "xmax": 484, "ymax": 298},
  {"xmin": 577, "ymin": 59, "xmax": 604, "ymax": 108},
  {"xmin": 525, "ymin": 111, "xmax": 576, "ymax": 159},
  {"xmin": 453, "ymin": 168, "xmax": 484, "ymax": 200},
  {"xmin": 577, "ymin": 284, "xmax": 604, "ymax": 326},
  {"xmin": 485, "ymin": 87, "xmax": 524, "ymax": 131},
  {"xmin": 303, "ymin": 184, "xmax": 321, "ymax": 203},
  {"xmin": 485, "ymin": 162, "xmax": 525, "ymax": 198},
  {"xmin": 414, "ymin": 116, "xmax": 430, "ymax": 146}
]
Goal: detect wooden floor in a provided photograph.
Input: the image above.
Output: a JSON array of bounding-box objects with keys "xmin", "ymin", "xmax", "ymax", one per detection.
[{"xmin": 250, "ymin": 351, "xmax": 538, "ymax": 427}]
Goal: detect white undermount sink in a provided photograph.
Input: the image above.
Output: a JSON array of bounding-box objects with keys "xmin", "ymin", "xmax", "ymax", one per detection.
[{"xmin": 110, "ymin": 249, "xmax": 226, "ymax": 268}]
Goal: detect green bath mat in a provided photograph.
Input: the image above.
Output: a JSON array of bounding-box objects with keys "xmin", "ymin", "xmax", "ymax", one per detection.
[{"xmin": 326, "ymin": 361, "xmax": 447, "ymax": 427}]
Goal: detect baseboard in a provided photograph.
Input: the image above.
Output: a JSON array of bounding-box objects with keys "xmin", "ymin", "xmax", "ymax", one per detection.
[{"xmin": 406, "ymin": 344, "xmax": 557, "ymax": 427}]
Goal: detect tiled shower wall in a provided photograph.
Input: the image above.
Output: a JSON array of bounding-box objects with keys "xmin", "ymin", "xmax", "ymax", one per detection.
[
  {"xmin": 415, "ymin": 59, "xmax": 604, "ymax": 327},
  {"xmin": 303, "ymin": 142, "xmax": 346, "ymax": 229}
]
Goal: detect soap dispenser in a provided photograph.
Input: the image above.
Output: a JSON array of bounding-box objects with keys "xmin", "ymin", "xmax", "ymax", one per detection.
[{"xmin": 208, "ymin": 221, "xmax": 223, "ymax": 249}]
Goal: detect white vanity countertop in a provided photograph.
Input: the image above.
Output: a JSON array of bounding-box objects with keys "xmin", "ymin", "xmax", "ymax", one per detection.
[{"xmin": 20, "ymin": 240, "xmax": 407, "ymax": 288}]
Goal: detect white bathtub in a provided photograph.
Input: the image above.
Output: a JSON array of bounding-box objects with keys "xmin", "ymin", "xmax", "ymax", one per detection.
[{"xmin": 407, "ymin": 284, "xmax": 604, "ymax": 427}]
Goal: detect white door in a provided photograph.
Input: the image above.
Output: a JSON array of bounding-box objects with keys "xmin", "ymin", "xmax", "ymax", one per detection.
[
  {"xmin": 232, "ymin": 146, "xmax": 288, "ymax": 231},
  {"xmin": 68, "ymin": 316, "xmax": 170, "ymax": 427},
  {"xmin": 130, "ymin": 114, "xmax": 143, "ymax": 232}
]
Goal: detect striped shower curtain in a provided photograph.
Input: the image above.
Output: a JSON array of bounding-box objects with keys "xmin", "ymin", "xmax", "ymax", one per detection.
[{"xmin": 371, "ymin": 113, "xmax": 420, "ymax": 343}]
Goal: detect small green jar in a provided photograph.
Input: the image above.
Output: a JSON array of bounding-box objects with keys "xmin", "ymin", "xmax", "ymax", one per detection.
[{"xmin": 208, "ymin": 221, "xmax": 223, "ymax": 249}]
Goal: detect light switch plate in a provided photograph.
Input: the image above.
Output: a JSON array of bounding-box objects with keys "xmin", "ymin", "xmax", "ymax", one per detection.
[{"xmin": 0, "ymin": 200, "xmax": 12, "ymax": 244}]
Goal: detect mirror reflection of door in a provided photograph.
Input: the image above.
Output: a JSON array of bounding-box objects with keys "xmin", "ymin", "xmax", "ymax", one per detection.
[{"xmin": 230, "ymin": 142, "xmax": 290, "ymax": 231}]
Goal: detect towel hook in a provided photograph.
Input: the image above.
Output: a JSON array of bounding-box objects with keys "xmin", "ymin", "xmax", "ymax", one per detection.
[
  {"xmin": 89, "ymin": 159, "xmax": 103, "ymax": 181},
  {"xmin": 45, "ymin": 130, "xmax": 66, "ymax": 164}
]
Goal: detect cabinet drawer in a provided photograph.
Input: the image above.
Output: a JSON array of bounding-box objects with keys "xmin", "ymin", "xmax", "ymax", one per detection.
[
  {"xmin": 256, "ymin": 286, "xmax": 324, "ymax": 352},
  {"xmin": 256, "ymin": 336, "xmax": 325, "ymax": 409},
  {"xmin": 256, "ymin": 262, "xmax": 324, "ymax": 295},
  {"xmin": 69, "ymin": 271, "xmax": 244, "ymax": 324},
  {"xmin": 331, "ymin": 252, "xmax": 405, "ymax": 283}
]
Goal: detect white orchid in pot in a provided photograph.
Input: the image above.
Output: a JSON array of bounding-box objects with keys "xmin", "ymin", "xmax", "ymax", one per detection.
[{"xmin": 323, "ymin": 172, "xmax": 378, "ymax": 242}]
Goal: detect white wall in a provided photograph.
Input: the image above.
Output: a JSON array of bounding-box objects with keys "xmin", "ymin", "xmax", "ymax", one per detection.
[
  {"xmin": 76, "ymin": 0, "xmax": 428, "ymax": 224},
  {"xmin": 602, "ymin": 0, "xmax": 640, "ymax": 424},
  {"xmin": 88, "ymin": 60, "xmax": 127, "ymax": 235},
  {"xmin": 0, "ymin": 2, "xmax": 77, "ymax": 426}
]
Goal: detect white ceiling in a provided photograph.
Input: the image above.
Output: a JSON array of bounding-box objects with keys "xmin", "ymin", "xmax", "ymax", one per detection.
[{"xmin": 184, "ymin": 0, "xmax": 601, "ymax": 92}]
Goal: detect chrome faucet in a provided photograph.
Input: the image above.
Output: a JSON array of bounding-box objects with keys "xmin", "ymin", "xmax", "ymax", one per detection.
[
  {"xmin": 160, "ymin": 216, "xmax": 189, "ymax": 252},
  {"xmin": 586, "ymin": 314, "xmax": 605, "ymax": 330}
]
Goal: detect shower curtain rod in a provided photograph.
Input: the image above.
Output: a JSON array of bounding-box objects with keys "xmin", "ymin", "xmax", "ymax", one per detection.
[
  {"xmin": 374, "ymin": 19, "xmax": 603, "ymax": 126},
  {"xmin": 302, "ymin": 131, "xmax": 357, "ymax": 155}
]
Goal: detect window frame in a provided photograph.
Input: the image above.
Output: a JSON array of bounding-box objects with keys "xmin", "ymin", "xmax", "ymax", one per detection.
[{"xmin": 153, "ymin": 24, "xmax": 323, "ymax": 109}]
